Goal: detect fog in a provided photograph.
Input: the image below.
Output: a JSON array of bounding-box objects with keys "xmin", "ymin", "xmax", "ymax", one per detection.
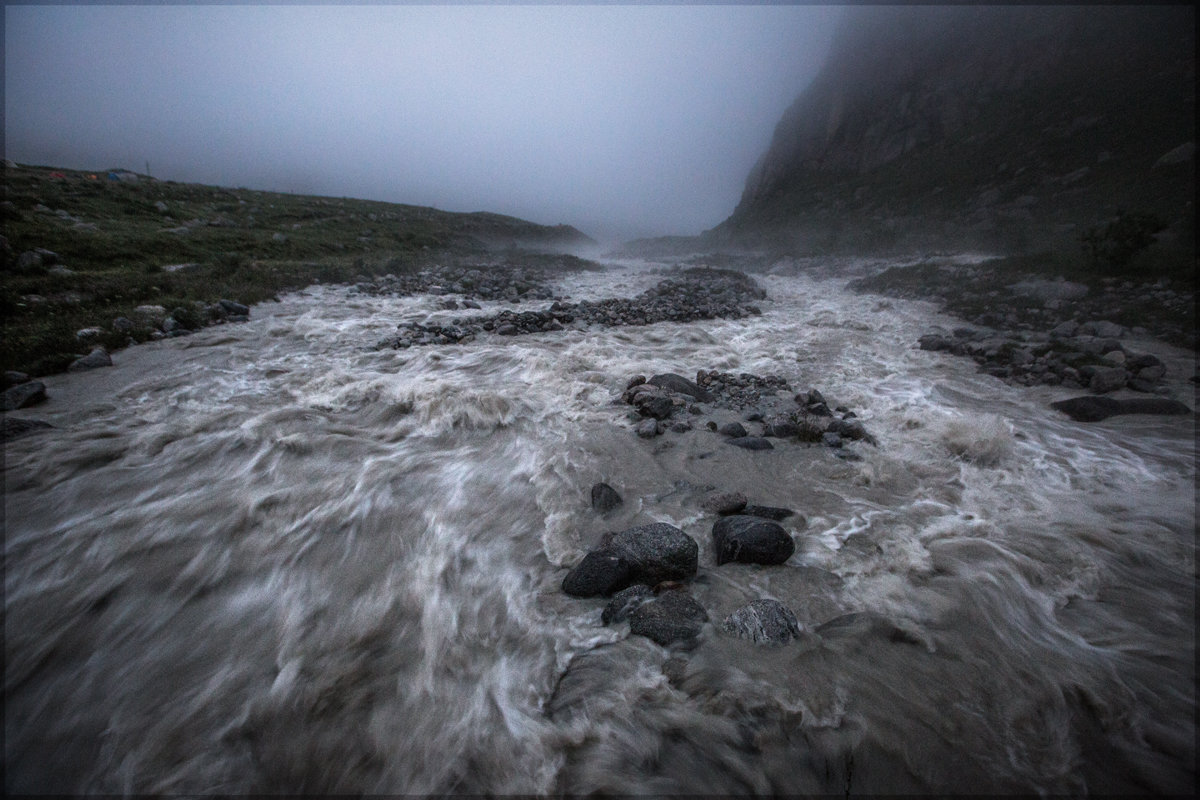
[{"xmin": 4, "ymin": 4, "xmax": 840, "ymax": 243}]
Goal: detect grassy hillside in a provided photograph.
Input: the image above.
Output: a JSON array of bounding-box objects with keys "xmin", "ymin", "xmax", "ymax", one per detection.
[{"xmin": 1, "ymin": 163, "xmax": 593, "ymax": 376}]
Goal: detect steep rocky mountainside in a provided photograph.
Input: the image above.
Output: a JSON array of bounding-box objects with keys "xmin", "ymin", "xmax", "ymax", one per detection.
[{"xmin": 713, "ymin": 5, "xmax": 1195, "ymax": 257}]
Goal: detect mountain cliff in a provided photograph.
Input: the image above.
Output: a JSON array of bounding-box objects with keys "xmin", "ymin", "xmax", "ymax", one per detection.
[{"xmin": 713, "ymin": 5, "xmax": 1195, "ymax": 257}]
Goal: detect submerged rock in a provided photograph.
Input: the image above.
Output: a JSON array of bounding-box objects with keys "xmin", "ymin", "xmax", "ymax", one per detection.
[
  {"xmin": 590, "ymin": 482, "xmax": 623, "ymax": 513},
  {"xmin": 601, "ymin": 584, "xmax": 654, "ymax": 624},
  {"xmin": 726, "ymin": 436, "xmax": 774, "ymax": 451},
  {"xmin": 1, "ymin": 417, "xmax": 53, "ymax": 441}
]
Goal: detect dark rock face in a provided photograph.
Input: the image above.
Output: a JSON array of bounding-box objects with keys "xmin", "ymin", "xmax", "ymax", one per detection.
[
  {"xmin": 712, "ymin": 515, "xmax": 795, "ymax": 566},
  {"xmin": 720, "ymin": 5, "xmax": 1194, "ymax": 255},
  {"xmin": 561, "ymin": 550, "xmax": 636, "ymax": 597},
  {"xmin": 726, "ymin": 436, "xmax": 774, "ymax": 451},
  {"xmin": 608, "ymin": 523, "xmax": 700, "ymax": 586},
  {"xmin": 627, "ymin": 589, "xmax": 709, "ymax": 646},
  {"xmin": 647, "ymin": 373, "xmax": 713, "ymax": 402},
  {"xmin": 590, "ymin": 482, "xmax": 623, "ymax": 513},
  {"xmin": 1051, "ymin": 395, "xmax": 1192, "ymax": 422},
  {"xmin": 723, "ymin": 599, "xmax": 802, "ymax": 644},
  {"xmin": 601, "ymin": 585, "xmax": 654, "ymax": 624},
  {"xmin": 2, "ymin": 380, "xmax": 47, "ymax": 411}
]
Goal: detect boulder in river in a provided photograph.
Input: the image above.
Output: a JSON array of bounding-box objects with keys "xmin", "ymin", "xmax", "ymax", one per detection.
[
  {"xmin": 723, "ymin": 599, "xmax": 802, "ymax": 644},
  {"xmin": 627, "ymin": 588, "xmax": 709, "ymax": 646},
  {"xmin": 562, "ymin": 522, "xmax": 699, "ymax": 597},
  {"xmin": 2, "ymin": 380, "xmax": 47, "ymax": 411},
  {"xmin": 561, "ymin": 549, "xmax": 636, "ymax": 597},
  {"xmin": 607, "ymin": 522, "xmax": 700, "ymax": 586},
  {"xmin": 1051, "ymin": 395, "xmax": 1193, "ymax": 422},
  {"xmin": 712, "ymin": 515, "xmax": 795, "ymax": 565},
  {"xmin": 647, "ymin": 373, "xmax": 713, "ymax": 402}
]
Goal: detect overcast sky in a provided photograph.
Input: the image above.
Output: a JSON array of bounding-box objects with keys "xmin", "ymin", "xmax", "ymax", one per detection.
[{"xmin": 4, "ymin": 3, "xmax": 840, "ymax": 242}]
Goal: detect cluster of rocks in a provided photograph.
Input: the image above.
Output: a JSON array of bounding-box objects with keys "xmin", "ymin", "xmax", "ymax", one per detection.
[
  {"xmin": 562, "ymin": 483, "xmax": 803, "ymax": 647},
  {"xmin": 3, "ymin": 247, "xmax": 70, "ymax": 275},
  {"xmin": 375, "ymin": 270, "xmax": 768, "ymax": 350},
  {"xmin": 853, "ymin": 267, "xmax": 1194, "ymax": 349},
  {"xmin": 918, "ymin": 320, "xmax": 1171, "ymax": 393},
  {"xmin": 115, "ymin": 299, "xmax": 252, "ymax": 341},
  {"xmin": 352, "ymin": 263, "xmax": 556, "ymax": 304},
  {"xmin": 620, "ymin": 371, "xmax": 876, "ymax": 453}
]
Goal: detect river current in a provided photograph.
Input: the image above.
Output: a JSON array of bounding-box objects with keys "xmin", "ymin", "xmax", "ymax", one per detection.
[{"xmin": 4, "ymin": 258, "xmax": 1195, "ymax": 794}]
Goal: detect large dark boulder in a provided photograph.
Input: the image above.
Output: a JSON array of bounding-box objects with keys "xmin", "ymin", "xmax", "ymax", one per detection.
[
  {"xmin": 712, "ymin": 515, "xmax": 795, "ymax": 565},
  {"xmin": 563, "ymin": 523, "xmax": 699, "ymax": 597},
  {"xmin": 1051, "ymin": 395, "xmax": 1192, "ymax": 422},
  {"xmin": 562, "ymin": 549, "xmax": 636, "ymax": 597},
  {"xmin": 648, "ymin": 373, "xmax": 713, "ymax": 402},
  {"xmin": 627, "ymin": 589, "xmax": 709, "ymax": 646},
  {"xmin": 723, "ymin": 599, "xmax": 802, "ymax": 644},
  {"xmin": 590, "ymin": 482, "xmax": 623, "ymax": 513},
  {"xmin": 608, "ymin": 522, "xmax": 699, "ymax": 585}
]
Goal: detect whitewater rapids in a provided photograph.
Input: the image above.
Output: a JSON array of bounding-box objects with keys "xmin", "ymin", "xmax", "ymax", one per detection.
[{"xmin": 4, "ymin": 259, "xmax": 1194, "ymax": 794}]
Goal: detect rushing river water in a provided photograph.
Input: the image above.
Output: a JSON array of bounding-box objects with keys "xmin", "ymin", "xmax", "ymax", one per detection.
[{"xmin": 4, "ymin": 258, "xmax": 1195, "ymax": 794}]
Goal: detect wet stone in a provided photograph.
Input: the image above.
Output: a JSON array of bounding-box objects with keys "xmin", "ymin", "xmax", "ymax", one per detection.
[
  {"xmin": 712, "ymin": 515, "xmax": 795, "ymax": 566},
  {"xmin": 717, "ymin": 422, "xmax": 748, "ymax": 438},
  {"xmin": 627, "ymin": 589, "xmax": 709, "ymax": 647},
  {"xmin": 601, "ymin": 584, "xmax": 654, "ymax": 624},
  {"xmin": 562, "ymin": 549, "xmax": 636, "ymax": 597},
  {"xmin": 723, "ymin": 599, "xmax": 802, "ymax": 644}
]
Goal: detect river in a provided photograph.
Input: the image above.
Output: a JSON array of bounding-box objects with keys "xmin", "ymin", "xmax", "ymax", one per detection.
[{"xmin": 4, "ymin": 257, "xmax": 1194, "ymax": 794}]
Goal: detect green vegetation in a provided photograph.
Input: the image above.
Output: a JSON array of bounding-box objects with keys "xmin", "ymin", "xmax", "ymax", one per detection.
[{"xmin": 1, "ymin": 164, "xmax": 592, "ymax": 376}]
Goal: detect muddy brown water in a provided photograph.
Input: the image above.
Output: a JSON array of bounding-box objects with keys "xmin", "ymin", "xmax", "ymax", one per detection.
[{"xmin": 4, "ymin": 259, "xmax": 1194, "ymax": 794}]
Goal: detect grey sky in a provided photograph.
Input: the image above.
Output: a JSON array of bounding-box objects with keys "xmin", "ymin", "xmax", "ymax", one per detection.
[{"xmin": 4, "ymin": 3, "xmax": 840, "ymax": 242}]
